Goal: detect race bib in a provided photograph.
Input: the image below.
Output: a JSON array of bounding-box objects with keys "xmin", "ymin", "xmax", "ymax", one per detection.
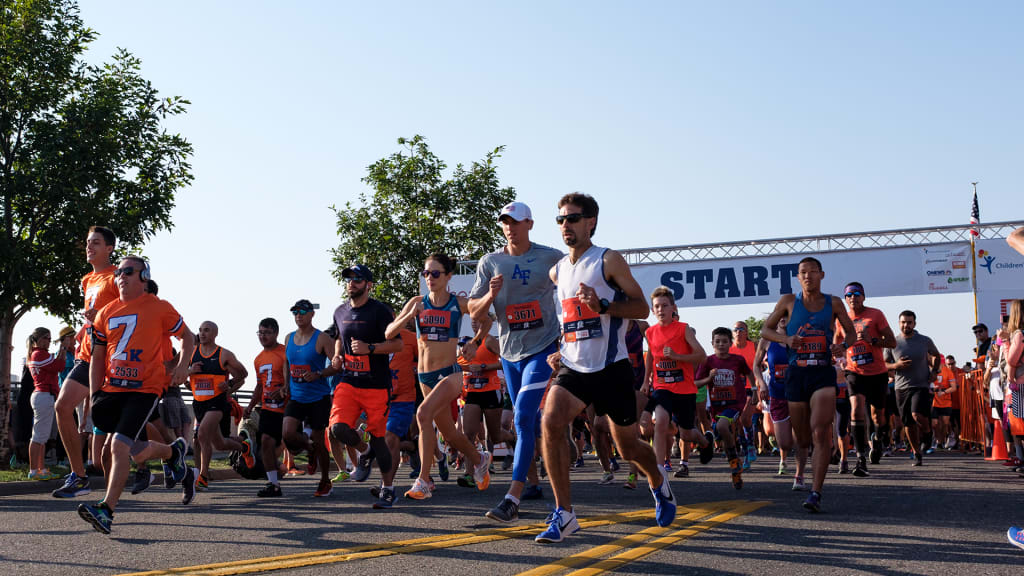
[
  {"xmin": 110, "ymin": 358, "xmax": 144, "ymax": 389},
  {"xmin": 561, "ymin": 297, "xmax": 602, "ymax": 343},
  {"xmin": 344, "ymin": 354, "xmax": 370, "ymax": 374},
  {"xmin": 773, "ymin": 365, "xmax": 788, "ymax": 380},
  {"xmin": 190, "ymin": 373, "xmax": 225, "ymax": 398},
  {"xmin": 655, "ymin": 360, "xmax": 684, "ymax": 384},
  {"xmin": 467, "ymin": 374, "xmax": 490, "ymax": 389},
  {"xmin": 418, "ymin": 309, "xmax": 452, "ymax": 342},
  {"xmin": 796, "ymin": 334, "xmax": 828, "ymax": 367},
  {"xmin": 290, "ymin": 364, "xmax": 311, "ymax": 382},
  {"xmin": 849, "ymin": 342, "xmax": 874, "ymax": 366},
  {"xmin": 710, "ymin": 370, "xmax": 736, "ymax": 402},
  {"xmin": 505, "ymin": 301, "xmax": 543, "ymax": 331}
]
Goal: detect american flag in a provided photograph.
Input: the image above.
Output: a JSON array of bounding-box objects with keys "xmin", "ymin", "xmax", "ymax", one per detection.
[{"xmin": 970, "ymin": 189, "xmax": 980, "ymax": 237}]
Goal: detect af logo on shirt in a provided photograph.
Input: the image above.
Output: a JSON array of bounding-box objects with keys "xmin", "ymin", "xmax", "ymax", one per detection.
[{"xmin": 512, "ymin": 264, "xmax": 531, "ymax": 285}]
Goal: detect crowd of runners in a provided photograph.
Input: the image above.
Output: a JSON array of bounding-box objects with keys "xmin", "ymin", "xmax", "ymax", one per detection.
[{"xmin": 18, "ymin": 195, "xmax": 1024, "ymax": 550}]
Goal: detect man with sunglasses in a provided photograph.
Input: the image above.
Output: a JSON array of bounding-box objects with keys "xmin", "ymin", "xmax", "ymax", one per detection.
[
  {"xmin": 536, "ymin": 193, "xmax": 675, "ymax": 543},
  {"xmin": 833, "ymin": 281, "xmax": 896, "ymax": 475},
  {"xmin": 329, "ymin": 265, "xmax": 402, "ymax": 508},
  {"xmin": 282, "ymin": 298, "xmax": 339, "ymax": 497},
  {"xmin": 77, "ymin": 256, "xmax": 196, "ymax": 534},
  {"xmin": 469, "ymin": 201, "xmax": 564, "ymax": 523}
]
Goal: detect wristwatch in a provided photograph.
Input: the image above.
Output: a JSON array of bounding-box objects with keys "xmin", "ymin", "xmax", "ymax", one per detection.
[
  {"xmin": 598, "ymin": 298, "xmax": 610, "ymax": 314},
  {"xmin": 368, "ymin": 343, "xmax": 376, "ymax": 354}
]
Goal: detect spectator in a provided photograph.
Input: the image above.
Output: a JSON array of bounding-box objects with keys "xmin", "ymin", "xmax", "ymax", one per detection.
[
  {"xmin": 26, "ymin": 327, "xmax": 65, "ymax": 480},
  {"xmin": 1003, "ymin": 300, "xmax": 1024, "ymax": 469},
  {"xmin": 56, "ymin": 327, "xmax": 76, "ymax": 386}
]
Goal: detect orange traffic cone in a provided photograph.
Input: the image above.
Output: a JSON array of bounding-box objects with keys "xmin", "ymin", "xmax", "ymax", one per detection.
[{"xmin": 987, "ymin": 422, "xmax": 1009, "ymax": 461}]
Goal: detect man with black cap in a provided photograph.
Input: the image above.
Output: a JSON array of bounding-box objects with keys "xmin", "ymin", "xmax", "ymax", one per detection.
[
  {"xmin": 468, "ymin": 201, "xmax": 564, "ymax": 523},
  {"xmin": 973, "ymin": 323, "xmax": 992, "ymax": 361},
  {"xmin": 329, "ymin": 264, "xmax": 402, "ymax": 508},
  {"xmin": 282, "ymin": 298, "xmax": 339, "ymax": 497}
]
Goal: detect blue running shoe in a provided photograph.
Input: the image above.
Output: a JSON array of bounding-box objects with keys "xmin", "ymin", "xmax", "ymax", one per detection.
[
  {"xmin": 535, "ymin": 507, "xmax": 579, "ymax": 543},
  {"xmin": 747, "ymin": 445, "xmax": 758, "ymax": 464},
  {"xmin": 163, "ymin": 462, "xmax": 176, "ymax": 489},
  {"xmin": 651, "ymin": 471, "xmax": 677, "ymax": 527},
  {"xmin": 167, "ymin": 438, "xmax": 188, "ymax": 483},
  {"xmin": 77, "ymin": 502, "xmax": 113, "ymax": 534},
  {"xmin": 803, "ymin": 490, "xmax": 822, "ymax": 513},
  {"xmin": 1008, "ymin": 526, "xmax": 1024, "ymax": 551},
  {"xmin": 521, "ymin": 484, "xmax": 544, "ymax": 500},
  {"xmin": 52, "ymin": 472, "xmax": 90, "ymax": 499}
]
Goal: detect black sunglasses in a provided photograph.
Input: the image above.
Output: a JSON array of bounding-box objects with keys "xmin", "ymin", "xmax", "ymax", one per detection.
[
  {"xmin": 556, "ymin": 213, "xmax": 588, "ymax": 225},
  {"xmin": 421, "ymin": 270, "xmax": 444, "ymax": 279},
  {"xmin": 344, "ymin": 276, "xmax": 366, "ymax": 284},
  {"xmin": 114, "ymin": 267, "xmax": 138, "ymax": 278}
]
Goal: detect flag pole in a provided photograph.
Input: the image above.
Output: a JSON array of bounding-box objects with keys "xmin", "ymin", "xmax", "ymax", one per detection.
[{"xmin": 970, "ymin": 182, "xmax": 979, "ymax": 325}]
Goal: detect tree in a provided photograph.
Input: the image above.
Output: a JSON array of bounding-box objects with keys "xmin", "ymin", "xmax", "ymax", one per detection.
[
  {"xmin": 0, "ymin": 0, "xmax": 193, "ymax": 462},
  {"xmin": 744, "ymin": 316, "xmax": 765, "ymax": 343},
  {"xmin": 331, "ymin": 135, "xmax": 515, "ymax": 307}
]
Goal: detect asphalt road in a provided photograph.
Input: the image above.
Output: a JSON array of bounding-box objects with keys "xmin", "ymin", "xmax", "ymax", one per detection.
[{"xmin": 1, "ymin": 450, "xmax": 1021, "ymax": 575}]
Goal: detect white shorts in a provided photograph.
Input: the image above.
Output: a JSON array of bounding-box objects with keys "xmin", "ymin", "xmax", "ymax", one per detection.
[{"xmin": 30, "ymin": 391, "xmax": 56, "ymax": 445}]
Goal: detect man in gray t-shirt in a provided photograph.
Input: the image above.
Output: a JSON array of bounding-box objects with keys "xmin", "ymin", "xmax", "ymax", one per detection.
[
  {"xmin": 883, "ymin": 310, "xmax": 940, "ymax": 465},
  {"xmin": 468, "ymin": 201, "xmax": 563, "ymax": 523}
]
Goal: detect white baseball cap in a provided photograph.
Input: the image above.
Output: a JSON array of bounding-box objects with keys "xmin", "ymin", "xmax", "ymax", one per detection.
[{"xmin": 498, "ymin": 201, "xmax": 532, "ymax": 222}]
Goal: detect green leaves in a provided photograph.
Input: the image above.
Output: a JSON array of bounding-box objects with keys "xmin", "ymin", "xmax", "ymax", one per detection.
[{"xmin": 331, "ymin": 135, "xmax": 515, "ymax": 307}]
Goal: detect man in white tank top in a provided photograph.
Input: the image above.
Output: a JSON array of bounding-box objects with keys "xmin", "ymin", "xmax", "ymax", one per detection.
[{"xmin": 535, "ymin": 193, "xmax": 676, "ymax": 544}]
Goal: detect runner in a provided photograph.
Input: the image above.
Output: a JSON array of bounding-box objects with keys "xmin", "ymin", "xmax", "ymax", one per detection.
[
  {"xmin": 695, "ymin": 327, "xmax": 755, "ymax": 490},
  {"xmin": 931, "ymin": 356, "xmax": 958, "ymax": 453},
  {"xmin": 282, "ymin": 299, "xmax": 338, "ymax": 497},
  {"xmin": 188, "ymin": 321, "xmax": 253, "ymax": 490},
  {"xmin": 753, "ymin": 316, "xmax": 806, "ymax": 483},
  {"xmin": 389, "ymin": 253, "xmax": 493, "ymax": 501},
  {"xmin": 368, "ymin": 316, "xmax": 418, "ymax": 505},
  {"xmin": 883, "ymin": 310, "xmax": 941, "ymax": 466},
  {"xmin": 623, "ymin": 319, "xmax": 648, "ymax": 486},
  {"xmin": 642, "ymin": 286, "xmax": 714, "ymax": 480},
  {"xmin": 76, "ymin": 255, "xmax": 196, "ymax": 534},
  {"xmin": 834, "ymin": 281, "xmax": 896, "ymax": 476},
  {"xmin": 761, "ymin": 257, "xmax": 856, "ymax": 512},
  {"xmin": 536, "ymin": 193, "xmax": 675, "ymax": 544},
  {"xmin": 53, "ymin": 226, "xmax": 120, "ymax": 499},
  {"xmin": 468, "ymin": 201, "xmax": 563, "ymax": 522},
  {"xmin": 328, "ymin": 264, "xmax": 401, "ymax": 508},
  {"xmin": 246, "ymin": 318, "xmax": 289, "ymax": 497},
  {"xmin": 729, "ymin": 321, "xmax": 759, "ymax": 468}
]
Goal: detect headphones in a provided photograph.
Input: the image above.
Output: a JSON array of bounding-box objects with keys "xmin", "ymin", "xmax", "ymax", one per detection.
[{"xmin": 140, "ymin": 259, "xmax": 151, "ymax": 282}]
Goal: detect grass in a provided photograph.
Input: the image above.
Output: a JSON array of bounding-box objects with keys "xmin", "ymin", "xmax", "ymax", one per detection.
[{"xmin": 2, "ymin": 456, "xmax": 235, "ymax": 483}]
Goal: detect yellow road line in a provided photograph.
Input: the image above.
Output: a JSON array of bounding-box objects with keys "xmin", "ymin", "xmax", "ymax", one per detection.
[
  {"xmin": 553, "ymin": 501, "xmax": 771, "ymax": 576},
  {"xmin": 118, "ymin": 503, "xmax": 744, "ymax": 576}
]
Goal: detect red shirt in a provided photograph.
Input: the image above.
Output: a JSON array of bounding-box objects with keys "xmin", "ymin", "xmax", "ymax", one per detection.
[
  {"xmin": 696, "ymin": 353, "xmax": 750, "ymax": 410},
  {"xmin": 28, "ymin": 348, "xmax": 65, "ymax": 395},
  {"xmin": 647, "ymin": 321, "xmax": 697, "ymax": 394},
  {"xmin": 390, "ymin": 330, "xmax": 418, "ymax": 403},
  {"xmin": 255, "ymin": 344, "xmax": 288, "ymax": 413},
  {"xmin": 836, "ymin": 307, "xmax": 891, "ymax": 376},
  {"xmin": 78, "ymin": 266, "xmax": 120, "ymax": 363}
]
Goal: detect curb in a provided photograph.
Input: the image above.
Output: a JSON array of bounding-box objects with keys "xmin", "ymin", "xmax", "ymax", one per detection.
[{"xmin": 0, "ymin": 468, "xmax": 242, "ymax": 498}]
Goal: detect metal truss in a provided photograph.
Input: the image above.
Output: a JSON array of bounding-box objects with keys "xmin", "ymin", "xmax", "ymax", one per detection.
[{"xmin": 454, "ymin": 221, "xmax": 1024, "ymax": 273}]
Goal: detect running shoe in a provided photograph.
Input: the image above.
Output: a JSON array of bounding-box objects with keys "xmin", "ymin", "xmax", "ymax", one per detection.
[
  {"xmin": 353, "ymin": 450, "xmax": 374, "ymax": 482},
  {"xmin": 438, "ymin": 455, "xmax": 450, "ymax": 482},
  {"xmin": 77, "ymin": 502, "xmax": 113, "ymax": 534},
  {"xmin": 624, "ymin": 473, "xmax": 638, "ymax": 490},
  {"xmin": 535, "ymin": 507, "xmax": 579, "ymax": 543},
  {"xmin": 699, "ymin": 432, "xmax": 715, "ymax": 464},
  {"xmin": 573, "ymin": 457, "xmax": 584, "ymax": 468},
  {"xmin": 472, "ymin": 451, "xmax": 492, "ymax": 490},
  {"xmin": 130, "ymin": 469, "xmax": 156, "ymax": 495},
  {"xmin": 729, "ymin": 457, "xmax": 743, "ymax": 490},
  {"xmin": 333, "ymin": 470, "xmax": 351, "ymax": 483},
  {"xmin": 373, "ymin": 487, "xmax": 395, "ymax": 509},
  {"xmin": 307, "ymin": 458, "xmax": 318, "ymax": 476},
  {"xmin": 52, "ymin": 472, "xmax": 90, "ymax": 498},
  {"xmin": 240, "ymin": 439, "xmax": 256, "ymax": 469},
  {"xmin": 286, "ymin": 467, "xmax": 306, "ymax": 477},
  {"xmin": 166, "ymin": 437, "xmax": 188, "ymax": 483},
  {"xmin": 853, "ymin": 458, "xmax": 869, "ymax": 477},
  {"xmin": 1008, "ymin": 526, "xmax": 1024, "ymax": 551},
  {"xmin": 741, "ymin": 456, "xmax": 751, "ymax": 471},
  {"xmin": 869, "ymin": 438, "xmax": 883, "ymax": 465},
  {"xmin": 839, "ymin": 461, "xmax": 851, "ymax": 475},
  {"xmin": 778, "ymin": 461, "xmax": 788, "ymax": 476},
  {"xmin": 599, "ymin": 471, "xmax": 615, "ymax": 485},
  {"xmin": 196, "ymin": 474, "xmax": 209, "ymax": 492},
  {"xmin": 609, "ymin": 457, "xmax": 620, "ymax": 472},
  {"xmin": 28, "ymin": 469, "xmax": 60, "ymax": 481},
  {"xmin": 502, "ymin": 453, "xmax": 514, "ymax": 471},
  {"xmin": 404, "ymin": 478, "xmax": 433, "ymax": 500},
  {"xmin": 803, "ymin": 490, "xmax": 822, "ymax": 513},
  {"xmin": 747, "ymin": 445, "xmax": 758, "ymax": 463},
  {"xmin": 663, "ymin": 459, "xmax": 673, "ymax": 473},
  {"xmin": 257, "ymin": 482, "xmax": 282, "ymax": 497},
  {"xmin": 314, "ymin": 478, "xmax": 333, "ymax": 497},
  {"xmin": 162, "ymin": 462, "xmax": 176, "ymax": 489},
  {"xmin": 486, "ymin": 497, "xmax": 520, "ymax": 522},
  {"xmin": 792, "ymin": 476, "xmax": 807, "ymax": 491},
  {"xmin": 457, "ymin": 473, "xmax": 476, "ymax": 488},
  {"xmin": 522, "ymin": 484, "xmax": 544, "ymax": 500},
  {"xmin": 674, "ymin": 465, "xmax": 689, "ymax": 478},
  {"xmin": 182, "ymin": 467, "xmax": 198, "ymax": 505},
  {"xmin": 651, "ymin": 470, "xmax": 677, "ymax": 527},
  {"xmin": 912, "ymin": 453, "xmax": 923, "ymax": 467}
]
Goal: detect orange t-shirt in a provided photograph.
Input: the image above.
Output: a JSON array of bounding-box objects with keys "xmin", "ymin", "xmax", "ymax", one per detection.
[
  {"xmin": 647, "ymin": 321, "xmax": 697, "ymax": 395},
  {"xmin": 78, "ymin": 266, "xmax": 120, "ymax": 362},
  {"xmin": 933, "ymin": 364, "xmax": 955, "ymax": 409},
  {"xmin": 91, "ymin": 293, "xmax": 186, "ymax": 395},
  {"xmin": 390, "ymin": 330, "xmax": 418, "ymax": 403},
  {"xmin": 255, "ymin": 344, "xmax": 288, "ymax": 413},
  {"xmin": 836, "ymin": 307, "xmax": 891, "ymax": 377},
  {"xmin": 729, "ymin": 340, "xmax": 757, "ymax": 389},
  {"xmin": 459, "ymin": 340, "xmax": 502, "ymax": 394}
]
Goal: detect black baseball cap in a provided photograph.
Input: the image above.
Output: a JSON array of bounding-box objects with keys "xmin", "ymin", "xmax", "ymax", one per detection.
[
  {"xmin": 342, "ymin": 264, "xmax": 374, "ymax": 282},
  {"xmin": 290, "ymin": 299, "xmax": 315, "ymax": 313},
  {"xmin": 972, "ymin": 323, "xmax": 988, "ymax": 332}
]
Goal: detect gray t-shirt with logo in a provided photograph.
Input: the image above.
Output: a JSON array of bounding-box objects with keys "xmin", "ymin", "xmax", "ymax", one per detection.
[
  {"xmin": 469, "ymin": 243, "xmax": 563, "ymax": 362},
  {"xmin": 884, "ymin": 330, "xmax": 941, "ymax": 389}
]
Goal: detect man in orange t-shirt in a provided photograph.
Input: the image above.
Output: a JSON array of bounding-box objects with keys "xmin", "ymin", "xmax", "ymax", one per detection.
[
  {"xmin": 931, "ymin": 358, "xmax": 958, "ymax": 452},
  {"xmin": 247, "ymin": 317, "xmax": 289, "ymax": 497},
  {"xmin": 76, "ymin": 255, "xmax": 195, "ymax": 535}
]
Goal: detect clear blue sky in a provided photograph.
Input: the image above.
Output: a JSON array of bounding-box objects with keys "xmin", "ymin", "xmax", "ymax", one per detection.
[{"xmin": 14, "ymin": 2, "xmax": 1024, "ymax": 378}]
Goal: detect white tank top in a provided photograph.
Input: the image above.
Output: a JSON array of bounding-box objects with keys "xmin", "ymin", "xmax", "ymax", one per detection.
[{"xmin": 555, "ymin": 245, "xmax": 627, "ymax": 373}]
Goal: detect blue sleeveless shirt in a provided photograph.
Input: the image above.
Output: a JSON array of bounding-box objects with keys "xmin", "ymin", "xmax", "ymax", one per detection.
[
  {"xmin": 786, "ymin": 292, "xmax": 833, "ymax": 368},
  {"xmin": 416, "ymin": 293, "xmax": 462, "ymax": 342},
  {"xmin": 286, "ymin": 329, "xmax": 329, "ymax": 402}
]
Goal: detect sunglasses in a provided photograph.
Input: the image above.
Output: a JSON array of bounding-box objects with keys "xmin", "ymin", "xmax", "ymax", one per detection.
[
  {"xmin": 555, "ymin": 213, "xmax": 588, "ymax": 225},
  {"xmin": 292, "ymin": 309, "xmax": 312, "ymax": 316},
  {"xmin": 114, "ymin": 267, "xmax": 138, "ymax": 277},
  {"xmin": 733, "ymin": 327, "xmax": 747, "ymax": 332},
  {"xmin": 972, "ymin": 329, "xmax": 984, "ymax": 333},
  {"xmin": 344, "ymin": 276, "xmax": 366, "ymax": 284},
  {"xmin": 421, "ymin": 270, "xmax": 445, "ymax": 279},
  {"xmin": 844, "ymin": 291, "xmax": 863, "ymax": 298}
]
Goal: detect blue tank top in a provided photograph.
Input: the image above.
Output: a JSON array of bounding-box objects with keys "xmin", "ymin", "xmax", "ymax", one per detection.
[
  {"xmin": 286, "ymin": 329, "xmax": 329, "ymax": 402},
  {"xmin": 765, "ymin": 341, "xmax": 788, "ymax": 398},
  {"xmin": 786, "ymin": 292, "xmax": 834, "ymax": 368},
  {"xmin": 416, "ymin": 293, "xmax": 462, "ymax": 342}
]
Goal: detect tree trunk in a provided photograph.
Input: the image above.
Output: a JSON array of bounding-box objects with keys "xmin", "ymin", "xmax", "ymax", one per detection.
[{"xmin": 0, "ymin": 310, "xmax": 15, "ymax": 468}]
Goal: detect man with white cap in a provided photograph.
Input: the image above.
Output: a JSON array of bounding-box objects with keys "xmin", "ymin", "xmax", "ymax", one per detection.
[{"xmin": 469, "ymin": 201, "xmax": 564, "ymax": 522}]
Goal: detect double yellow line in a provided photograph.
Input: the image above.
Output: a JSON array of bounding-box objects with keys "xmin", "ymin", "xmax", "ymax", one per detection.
[{"xmin": 119, "ymin": 500, "xmax": 767, "ymax": 576}]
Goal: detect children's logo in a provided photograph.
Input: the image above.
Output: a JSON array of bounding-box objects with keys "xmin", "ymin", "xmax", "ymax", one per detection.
[{"xmin": 979, "ymin": 249, "xmax": 995, "ymax": 274}]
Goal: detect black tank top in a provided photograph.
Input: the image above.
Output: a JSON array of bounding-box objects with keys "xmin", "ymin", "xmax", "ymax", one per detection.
[{"xmin": 191, "ymin": 345, "xmax": 226, "ymax": 375}]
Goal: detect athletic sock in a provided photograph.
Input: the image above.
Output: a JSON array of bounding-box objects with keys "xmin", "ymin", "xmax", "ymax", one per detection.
[
  {"xmin": 266, "ymin": 470, "xmax": 279, "ymax": 485},
  {"xmin": 852, "ymin": 421, "xmax": 868, "ymax": 457},
  {"xmin": 505, "ymin": 494, "xmax": 520, "ymax": 505}
]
